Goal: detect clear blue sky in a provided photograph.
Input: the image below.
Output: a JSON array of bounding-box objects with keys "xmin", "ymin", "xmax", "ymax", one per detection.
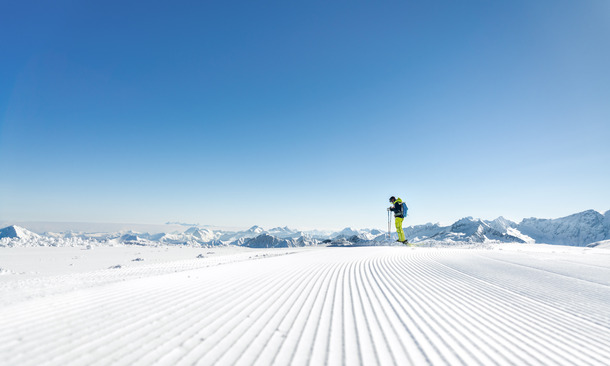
[{"xmin": 1, "ymin": 0, "xmax": 609, "ymax": 230}]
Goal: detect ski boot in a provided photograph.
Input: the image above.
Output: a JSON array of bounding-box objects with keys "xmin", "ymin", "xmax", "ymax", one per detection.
[{"xmin": 397, "ymin": 239, "xmax": 412, "ymax": 247}]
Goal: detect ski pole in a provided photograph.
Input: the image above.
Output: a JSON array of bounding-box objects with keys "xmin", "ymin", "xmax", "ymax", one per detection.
[{"xmin": 387, "ymin": 209, "xmax": 391, "ymax": 240}]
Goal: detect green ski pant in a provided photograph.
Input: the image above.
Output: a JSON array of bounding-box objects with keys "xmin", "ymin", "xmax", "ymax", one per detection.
[{"xmin": 395, "ymin": 217, "xmax": 405, "ymax": 242}]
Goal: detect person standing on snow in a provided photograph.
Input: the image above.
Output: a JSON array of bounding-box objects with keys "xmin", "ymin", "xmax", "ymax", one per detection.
[{"xmin": 388, "ymin": 196, "xmax": 408, "ymax": 244}]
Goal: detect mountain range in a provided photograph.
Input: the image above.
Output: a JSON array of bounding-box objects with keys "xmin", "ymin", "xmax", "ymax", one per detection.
[
  {"xmin": 1, "ymin": 209, "xmax": 609, "ymax": 248},
  {"xmin": 405, "ymin": 209, "xmax": 610, "ymax": 247}
]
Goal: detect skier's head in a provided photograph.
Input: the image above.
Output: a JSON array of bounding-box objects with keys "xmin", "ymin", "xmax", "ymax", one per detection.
[{"xmin": 389, "ymin": 196, "xmax": 396, "ymax": 203}]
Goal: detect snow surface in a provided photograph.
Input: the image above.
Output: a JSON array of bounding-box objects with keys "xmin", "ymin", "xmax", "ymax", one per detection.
[{"xmin": 1, "ymin": 244, "xmax": 609, "ymax": 365}]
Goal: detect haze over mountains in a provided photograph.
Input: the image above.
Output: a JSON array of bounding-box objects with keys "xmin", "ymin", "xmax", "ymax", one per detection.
[{"xmin": 2, "ymin": 210, "xmax": 609, "ymax": 248}]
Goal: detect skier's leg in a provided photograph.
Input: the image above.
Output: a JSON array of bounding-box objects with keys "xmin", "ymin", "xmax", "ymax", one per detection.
[{"xmin": 395, "ymin": 217, "xmax": 405, "ymax": 242}]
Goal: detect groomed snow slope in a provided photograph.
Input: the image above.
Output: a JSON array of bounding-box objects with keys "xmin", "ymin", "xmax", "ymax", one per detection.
[{"xmin": 1, "ymin": 246, "xmax": 609, "ymax": 365}]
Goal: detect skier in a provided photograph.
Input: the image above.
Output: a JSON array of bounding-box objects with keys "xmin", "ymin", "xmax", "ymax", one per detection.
[{"xmin": 388, "ymin": 196, "xmax": 408, "ymax": 244}]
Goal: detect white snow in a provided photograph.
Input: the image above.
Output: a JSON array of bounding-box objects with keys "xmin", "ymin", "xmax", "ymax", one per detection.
[
  {"xmin": 588, "ymin": 239, "xmax": 610, "ymax": 249},
  {"xmin": 1, "ymin": 243, "xmax": 609, "ymax": 365}
]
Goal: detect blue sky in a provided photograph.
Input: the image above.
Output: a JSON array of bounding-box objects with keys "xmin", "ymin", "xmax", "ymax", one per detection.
[{"xmin": 1, "ymin": 0, "xmax": 609, "ymax": 230}]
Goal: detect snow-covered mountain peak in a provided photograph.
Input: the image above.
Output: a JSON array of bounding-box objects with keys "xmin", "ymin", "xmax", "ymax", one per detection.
[
  {"xmin": 333, "ymin": 227, "xmax": 361, "ymax": 238},
  {"xmin": 413, "ymin": 216, "xmax": 526, "ymax": 244},
  {"xmin": 518, "ymin": 209, "xmax": 609, "ymax": 246},
  {"xmin": 266, "ymin": 226, "xmax": 300, "ymax": 239},
  {"xmin": 450, "ymin": 217, "xmax": 488, "ymax": 233},
  {"xmin": 184, "ymin": 227, "xmax": 200, "ymax": 235},
  {"xmin": 247, "ymin": 225, "xmax": 264, "ymax": 234},
  {"xmin": 487, "ymin": 216, "xmax": 517, "ymax": 232},
  {"xmin": 570, "ymin": 209, "xmax": 604, "ymax": 221},
  {"xmin": 491, "ymin": 216, "xmax": 514, "ymax": 226},
  {"xmin": 0, "ymin": 225, "xmax": 39, "ymax": 240},
  {"xmin": 188, "ymin": 228, "xmax": 214, "ymax": 241},
  {"xmin": 368, "ymin": 229, "xmax": 383, "ymax": 236},
  {"xmin": 522, "ymin": 210, "xmax": 605, "ymax": 226},
  {"xmin": 269, "ymin": 226, "xmax": 292, "ymax": 233}
]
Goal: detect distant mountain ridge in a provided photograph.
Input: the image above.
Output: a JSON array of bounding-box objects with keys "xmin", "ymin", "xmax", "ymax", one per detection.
[
  {"xmin": 406, "ymin": 210, "xmax": 610, "ymax": 246},
  {"xmin": 518, "ymin": 210, "xmax": 610, "ymax": 246},
  {"xmin": 2, "ymin": 209, "xmax": 609, "ymax": 247}
]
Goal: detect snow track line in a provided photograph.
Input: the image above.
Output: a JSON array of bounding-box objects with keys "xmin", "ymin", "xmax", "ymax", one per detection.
[
  {"xmin": 385, "ymin": 254, "xmax": 524, "ymax": 365},
  {"xmin": 420, "ymin": 249, "xmax": 610, "ymax": 364},
  {"xmin": 370, "ymin": 253, "xmax": 454, "ymax": 365},
  {"xmin": 476, "ymin": 252, "xmax": 610, "ymax": 287},
  {"xmin": 433, "ymin": 250, "xmax": 610, "ymax": 329},
  {"xmin": 114, "ymin": 261, "xmax": 309, "ymax": 365},
  {"xmin": 301, "ymin": 260, "xmax": 341, "ymax": 366},
  {"xmin": 426, "ymin": 251, "xmax": 610, "ymax": 336},
  {"xmin": 219, "ymin": 261, "xmax": 327, "ymax": 365},
  {"xmin": 408, "ymin": 251, "xmax": 577, "ymax": 364},
  {"xmin": 153, "ymin": 260, "xmax": 320, "ymax": 366},
  {"xmin": 367, "ymin": 255, "xmax": 432, "ymax": 365},
  {"xmin": 557, "ymin": 258, "xmax": 610, "ymax": 270},
  {"xmin": 356, "ymin": 256, "xmax": 400, "ymax": 365},
  {"xmin": 1, "ymin": 247, "xmax": 609, "ymax": 366},
  {"xmin": 281, "ymin": 262, "xmax": 338, "ymax": 366},
  {"xmin": 3, "ymin": 257, "xmax": 306, "ymax": 366},
  {"xmin": 388, "ymin": 254, "xmax": 510, "ymax": 365},
  {"xmin": 0, "ymin": 251, "xmax": 297, "ymax": 308},
  {"xmin": 5, "ymin": 262, "xmax": 285, "ymax": 365}
]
